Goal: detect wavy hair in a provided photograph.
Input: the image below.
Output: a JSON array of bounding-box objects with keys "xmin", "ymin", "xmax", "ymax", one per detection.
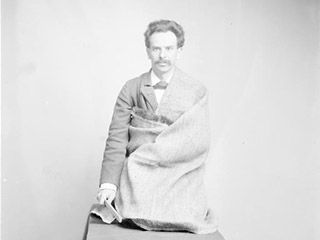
[{"xmin": 144, "ymin": 20, "xmax": 185, "ymax": 48}]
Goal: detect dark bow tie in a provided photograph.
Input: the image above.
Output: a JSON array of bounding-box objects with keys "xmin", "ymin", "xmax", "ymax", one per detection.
[{"xmin": 153, "ymin": 80, "xmax": 168, "ymax": 90}]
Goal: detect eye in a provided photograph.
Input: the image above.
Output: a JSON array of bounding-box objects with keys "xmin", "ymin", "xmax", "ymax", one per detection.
[
  {"xmin": 166, "ymin": 46, "xmax": 174, "ymax": 51},
  {"xmin": 152, "ymin": 47, "xmax": 160, "ymax": 52}
]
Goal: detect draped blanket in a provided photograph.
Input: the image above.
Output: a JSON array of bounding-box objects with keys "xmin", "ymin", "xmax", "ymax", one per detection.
[{"xmin": 114, "ymin": 90, "xmax": 217, "ymax": 234}]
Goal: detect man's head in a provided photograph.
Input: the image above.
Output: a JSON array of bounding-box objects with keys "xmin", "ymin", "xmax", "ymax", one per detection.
[{"xmin": 144, "ymin": 20, "xmax": 185, "ymax": 78}]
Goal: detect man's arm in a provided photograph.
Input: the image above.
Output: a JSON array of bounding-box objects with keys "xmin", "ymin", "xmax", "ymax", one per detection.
[{"xmin": 99, "ymin": 81, "xmax": 133, "ymax": 188}]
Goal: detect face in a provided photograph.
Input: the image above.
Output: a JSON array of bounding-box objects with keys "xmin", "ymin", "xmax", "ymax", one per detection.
[{"xmin": 146, "ymin": 31, "xmax": 182, "ymax": 76}]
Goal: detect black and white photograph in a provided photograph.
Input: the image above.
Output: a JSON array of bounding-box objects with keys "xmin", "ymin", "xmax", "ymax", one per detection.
[{"xmin": 1, "ymin": 1, "xmax": 319, "ymax": 240}]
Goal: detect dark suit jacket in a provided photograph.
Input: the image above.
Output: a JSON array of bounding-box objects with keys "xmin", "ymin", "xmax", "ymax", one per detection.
[{"xmin": 100, "ymin": 68, "xmax": 207, "ymax": 186}]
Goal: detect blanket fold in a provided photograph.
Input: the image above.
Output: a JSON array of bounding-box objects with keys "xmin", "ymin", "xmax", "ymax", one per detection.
[{"xmin": 115, "ymin": 90, "xmax": 217, "ymax": 234}]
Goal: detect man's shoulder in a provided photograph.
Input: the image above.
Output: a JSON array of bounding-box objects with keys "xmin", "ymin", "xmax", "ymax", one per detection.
[
  {"xmin": 174, "ymin": 68, "xmax": 207, "ymax": 97},
  {"xmin": 124, "ymin": 71, "xmax": 149, "ymax": 88}
]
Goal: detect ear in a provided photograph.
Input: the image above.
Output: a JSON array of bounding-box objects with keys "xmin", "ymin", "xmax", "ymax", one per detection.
[
  {"xmin": 146, "ymin": 47, "xmax": 152, "ymax": 59},
  {"xmin": 176, "ymin": 47, "xmax": 183, "ymax": 59}
]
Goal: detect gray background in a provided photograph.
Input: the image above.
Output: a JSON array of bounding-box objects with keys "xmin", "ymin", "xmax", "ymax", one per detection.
[{"xmin": 2, "ymin": 0, "xmax": 319, "ymax": 239}]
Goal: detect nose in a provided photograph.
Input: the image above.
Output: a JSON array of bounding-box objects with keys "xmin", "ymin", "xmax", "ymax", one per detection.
[{"xmin": 159, "ymin": 48, "xmax": 167, "ymax": 59}]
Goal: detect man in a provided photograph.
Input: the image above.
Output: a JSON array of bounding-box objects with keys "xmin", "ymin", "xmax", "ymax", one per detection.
[
  {"xmin": 97, "ymin": 19, "xmax": 185, "ymax": 204},
  {"xmin": 96, "ymin": 20, "xmax": 217, "ymax": 234}
]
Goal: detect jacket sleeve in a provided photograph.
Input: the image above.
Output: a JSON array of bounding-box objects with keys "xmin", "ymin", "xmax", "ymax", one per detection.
[{"xmin": 99, "ymin": 81, "xmax": 133, "ymax": 187}]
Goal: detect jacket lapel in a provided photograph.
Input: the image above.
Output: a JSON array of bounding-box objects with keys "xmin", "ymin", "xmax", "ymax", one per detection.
[
  {"xmin": 156, "ymin": 68, "xmax": 189, "ymax": 121},
  {"xmin": 140, "ymin": 71, "xmax": 158, "ymax": 112},
  {"xmin": 157, "ymin": 67, "xmax": 182, "ymax": 108}
]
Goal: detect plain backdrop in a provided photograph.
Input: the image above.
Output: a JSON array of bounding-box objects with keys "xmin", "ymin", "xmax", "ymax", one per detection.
[{"xmin": 2, "ymin": 0, "xmax": 319, "ymax": 240}]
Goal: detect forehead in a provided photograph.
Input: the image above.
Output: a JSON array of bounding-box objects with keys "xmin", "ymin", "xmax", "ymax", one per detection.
[{"xmin": 149, "ymin": 31, "xmax": 178, "ymax": 47}]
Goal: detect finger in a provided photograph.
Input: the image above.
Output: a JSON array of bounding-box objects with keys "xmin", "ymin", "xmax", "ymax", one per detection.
[
  {"xmin": 106, "ymin": 193, "xmax": 115, "ymax": 204},
  {"xmin": 106, "ymin": 197, "xmax": 113, "ymax": 204},
  {"xmin": 99, "ymin": 197, "xmax": 105, "ymax": 205},
  {"xmin": 96, "ymin": 193, "xmax": 100, "ymax": 201},
  {"xmin": 97, "ymin": 193, "xmax": 105, "ymax": 205}
]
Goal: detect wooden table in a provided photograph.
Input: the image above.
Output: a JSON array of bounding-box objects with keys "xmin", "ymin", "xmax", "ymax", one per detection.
[{"xmin": 84, "ymin": 206, "xmax": 225, "ymax": 240}]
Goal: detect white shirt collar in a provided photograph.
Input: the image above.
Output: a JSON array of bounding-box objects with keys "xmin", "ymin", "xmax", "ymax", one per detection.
[{"xmin": 150, "ymin": 69, "xmax": 174, "ymax": 86}]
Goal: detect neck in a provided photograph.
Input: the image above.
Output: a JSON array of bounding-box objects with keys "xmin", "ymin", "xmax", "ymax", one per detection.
[{"xmin": 153, "ymin": 67, "xmax": 175, "ymax": 81}]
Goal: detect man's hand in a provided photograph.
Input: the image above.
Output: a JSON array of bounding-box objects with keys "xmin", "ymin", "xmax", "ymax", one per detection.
[
  {"xmin": 97, "ymin": 183, "xmax": 117, "ymax": 204},
  {"xmin": 97, "ymin": 188, "xmax": 116, "ymax": 204}
]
